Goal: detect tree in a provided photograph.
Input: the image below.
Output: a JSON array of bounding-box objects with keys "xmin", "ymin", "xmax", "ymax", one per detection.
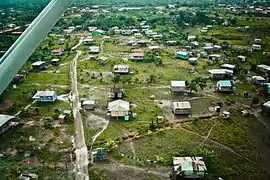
[
  {"xmin": 112, "ymin": 74, "xmax": 121, "ymax": 88},
  {"xmin": 120, "ymin": 75, "xmax": 132, "ymax": 88},
  {"xmin": 186, "ymin": 77, "xmax": 207, "ymax": 94}
]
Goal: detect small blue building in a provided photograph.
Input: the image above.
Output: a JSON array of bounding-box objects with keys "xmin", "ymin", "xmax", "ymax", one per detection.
[
  {"xmin": 217, "ymin": 80, "xmax": 234, "ymax": 92},
  {"xmin": 32, "ymin": 90, "xmax": 57, "ymax": 102}
]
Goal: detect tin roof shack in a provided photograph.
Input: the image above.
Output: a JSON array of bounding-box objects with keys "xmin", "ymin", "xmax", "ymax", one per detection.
[
  {"xmin": 172, "ymin": 102, "xmax": 192, "ymax": 115},
  {"xmin": 19, "ymin": 172, "xmax": 38, "ymax": 180},
  {"xmin": 0, "ymin": 115, "xmax": 17, "ymax": 135},
  {"xmin": 152, "ymin": 34, "xmax": 163, "ymax": 40},
  {"xmin": 166, "ymin": 41, "xmax": 177, "ymax": 46},
  {"xmin": 129, "ymin": 53, "xmax": 144, "ymax": 61},
  {"xmin": 149, "ymin": 46, "xmax": 160, "ymax": 53},
  {"xmin": 58, "ymin": 114, "xmax": 67, "ymax": 124},
  {"xmin": 199, "ymin": 51, "xmax": 208, "ymax": 58},
  {"xmin": 221, "ymin": 64, "xmax": 235, "ymax": 70},
  {"xmin": 171, "ymin": 81, "xmax": 186, "ymax": 93},
  {"xmin": 51, "ymin": 58, "xmax": 60, "ymax": 66},
  {"xmin": 188, "ymin": 58, "xmax": 198, "ymax": 65},
  {"xmin": 32, "ymin": 61, "xmax": 46, "ymax": 71},
  {"xmin": 82, "ymin": 100, "xmax": 95, "ymax": 110},
  {"xmin": 12, "ymin": 74, "xmax": 25, "ymax": 84},
  {"xmin": 58, "ymin": 38, "xmax": 65, "ymax": 45},
  {"xmin": 51, "ymin": 49, "xmax": 63, "ymax": 56},
  {"xmin": 237, "ymin": 55, "xmax": 246, "ymax": 62},
  {"xmin": 176, "ymin": 52, "xmax": 190, "ymax": 60},
  {"xmin": 88, "ymin": 46, "xmax": 100, "ymax": 54},
  {"xmin": 187, "ymin": 35, "xmax": 196, "ymax": 41},
  {"xmin": 262, "ymin": 101, "xmax": 270, "ymax": 115},
  {"xmin": 83, "ymin": 38, "xmax": 94, "ymax": 45},
  {"xmin": 208, "ymin": 69, "xmax": 233, "ymax": 80},
  {"xmin": 251, "ymin": 76, "xmax": 266, "ymax": 85},
  {"xmin": 252, "ymin": 44, "xmax": 261, "ymax": 51},
  {"xmin": 131, "ymin": 49, "xmax": 144, "ymax": 53},
  {"xmin": 114, "ymin": 65, "xmax": 129, "ymax": 74},
  {"xmin": 209, "ymin": 54, "xmax": 222, "ymax": 62},
  {"xmin": 108, "ymin": 100, "xmax": 130, "ymax": 118},
  {"xmin": 110, "ymin": 88, "xmax": 124, "ymax": 99},
  {"xmin": 257, "ymin": 64, "xmax": 270, "ymax": 77},
  {"xmin": 135, "ymin": 33, "xmax": 142, "ymax": 38},
  {"xmin": 217, "ymin": 80, "xmax": 235, "ymax": 92},
  {"xmin": 32, "ymin": 90, "xmax": 57, "ymax": 102},
  {"xmin": 172, "ymin": 157, "xmax": 207, "ymax": 179}
]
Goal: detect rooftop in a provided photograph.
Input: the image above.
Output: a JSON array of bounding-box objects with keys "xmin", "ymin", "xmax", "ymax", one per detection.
[
  {"xmin": 209, "ymin": 69, "xmax": 233, "ymax": 74},
  {"xmin": 33, "ymin": 90, "xmax": 55, "ymax": 99},
  {"xmin": 257, "ymin": 64, "xmax": 270, "ymax": 71},
  {"xmin": 0, "ymin": 114, "xmax": 15, "ymax": 127},
  {"xmin": 32, "ymin": 61, "xmax": 45, "ymax": 66},
  {"xmin": 173, "ymin": 102, "xmax": 191, "ymax": 109},
  {"xmin": 108, "ymin": 100, "xmax": 130, "ymax": 111},
  {"xmin": 171, "ymin": 81, "xmax": 186, "ymax": 87},
  {"xmin": 217, "ymin": 80, "xmax": 233, "ymax": 87}
]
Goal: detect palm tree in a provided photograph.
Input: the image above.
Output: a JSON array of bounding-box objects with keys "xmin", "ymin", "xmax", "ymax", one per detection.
[{"xmin": 186, "ymin": 77, "xmax": 207, "ymax": 94}]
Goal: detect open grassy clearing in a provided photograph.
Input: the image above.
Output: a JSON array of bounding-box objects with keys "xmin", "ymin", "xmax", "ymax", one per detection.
[{"xmin": 23, "ymin": 73, "xmax": 71, "ymax": 85}]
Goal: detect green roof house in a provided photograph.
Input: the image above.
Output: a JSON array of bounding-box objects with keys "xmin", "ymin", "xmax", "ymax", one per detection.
[{"xmin": 176, "ymin": 52, "xmax": 190, "ymax": 60}]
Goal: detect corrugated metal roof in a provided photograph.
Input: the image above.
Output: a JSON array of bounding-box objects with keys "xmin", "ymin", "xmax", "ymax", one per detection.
[
  {"xmin": 0, "ymin": 114, "xmax": 15, "ymax": 127},
  {"xmin": 257, "ymin": 64, "xmax": 270, "ymax": 71},
  {"xmin": 108, "ymin": 100, "xmax": 129, "ymax": 111},
  {"xmin": 173, "ymin": 102, "xmax": 191, "ymax": 109},
  {"xmin": 171, "ymin": 81, "xmax": 186, "ymax": 87},
  {"xmin": 217, "ymin": 80, "xmax": 232, "ymax": 87}
]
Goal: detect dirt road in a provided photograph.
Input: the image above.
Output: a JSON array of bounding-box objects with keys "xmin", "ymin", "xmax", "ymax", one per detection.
[{"xmin": 70, "ymin": 50, "xmax": 89, "ymax": 180}]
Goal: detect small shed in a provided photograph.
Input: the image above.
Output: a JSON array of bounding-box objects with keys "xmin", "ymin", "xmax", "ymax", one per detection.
[
  {"xmin": 187, "ymin": 35, "xmax": 196, "ymax": 41},
  {"xmin": 157, "ymin": 116, "xmax": 164, "ymax": 124},
  {"xmin": 209, "ymin": 54, "xmax": 222, "ymax": 61},
  {"xmin": 19, "ymin": 172, "xmax": 38, "ymax": 180},
  {"xmin": 188, "ymin": 58, "xmax": 198, "ymax": 65},
  {"xmin": 58, "ymin": 114, "xmax": 67, "ymax": 123},
  {"xmin": 110, "ymin": 88, "xmax": 124, "ymax": 99},
  {"xmin": 251, "ymin": 76, "xmax": 266, "ymax": 85},
  {"xmin": 83, "ymin": 38, "xmax": 94, "ymax": 45},
  {"xmin": 82, "ymin": 100, "xmax": 95, "ymax": 110},
  {"xmin": 51, "ymin": 59, "xmax": 60, "ymax": 65},
  {"xmin": 237, "ymin": 55, "xmax": 246, "ymax": 62},
  {"xmin": 12, "ymin": 74, "xmax": 25, "ymax": 84},
  {"xmin": 166, "ymin": 41, "xmax": 177, "ymax": 46},
  {"xmin": 58, "ymin": 39, "xmax": 65, "ymax": 45},
  {"xmin": 32, "ymin": 61, "xmax": 46, "ymax": 70},
  {"xmin": 171, "ymin": 81, "xmax": 186, "ymax": 93},
  {"xmin": 252, "ymin": 44, "xmax": 261, "ymax": 50},
  {"xmin": 221, "ymin": 64, "xmax": 235, "ymax": 70},
  {"xmin": 149, "ymin": 46, "xmax": 160, "ymax": 52},
  {"xmin": 176, "ymin": 52, "xmax": 190, "ymax": 60},
  {"xmin": 172, "ymin": 102, "xmax": 192, "ymax": 115}
]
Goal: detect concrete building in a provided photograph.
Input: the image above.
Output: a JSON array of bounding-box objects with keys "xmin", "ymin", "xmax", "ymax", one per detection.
[{"xmin": 32, "ymin": 90, "xmax": 57, "ymax": 102}]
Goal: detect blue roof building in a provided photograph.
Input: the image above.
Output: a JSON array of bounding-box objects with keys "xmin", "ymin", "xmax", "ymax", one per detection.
[{"xmin": 217, "ymin": 80, "xmax": 234, "ymax": 92}]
